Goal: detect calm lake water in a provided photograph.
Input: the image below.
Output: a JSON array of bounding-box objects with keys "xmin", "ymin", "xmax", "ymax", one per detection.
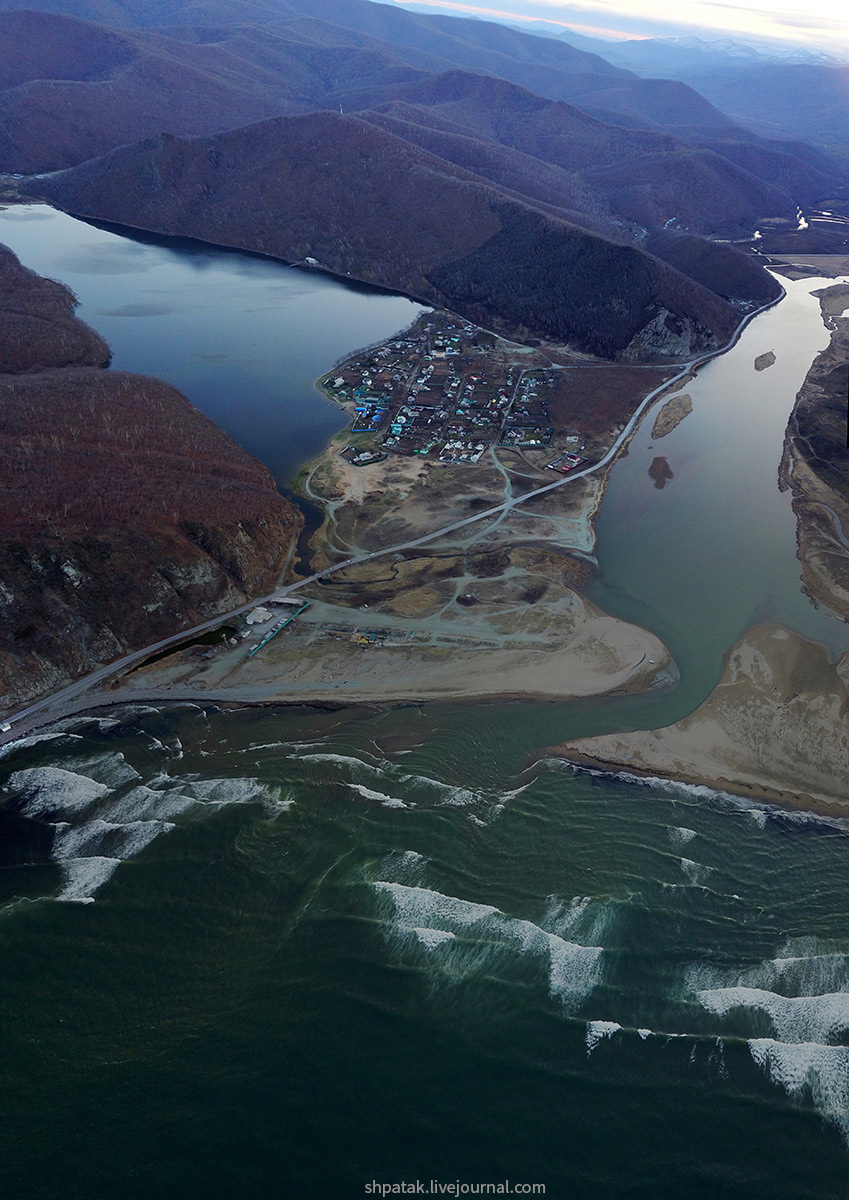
[
  {"xmin": 0, "ymin": 205, "xmax": 425, "ymax": 483},
  {"xmin": 2, "ymin": 206, "xmax": 849, "ymax": 1200}
]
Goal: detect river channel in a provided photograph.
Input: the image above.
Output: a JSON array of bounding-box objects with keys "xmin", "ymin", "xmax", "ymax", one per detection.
[{"xmin": 2, "ymin": 205, "xmax": 849, "ymax": 1199}]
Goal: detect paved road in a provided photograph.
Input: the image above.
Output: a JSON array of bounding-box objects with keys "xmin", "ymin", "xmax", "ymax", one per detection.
[{"xmin": 0, "ymin": 291, "xmax": 782, "ymax": 743}]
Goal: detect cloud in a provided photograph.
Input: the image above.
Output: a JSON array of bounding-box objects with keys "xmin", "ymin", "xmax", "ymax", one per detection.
[{"xmin": 386, "ymin": 0, "xmax": 849, "ymax": 52}]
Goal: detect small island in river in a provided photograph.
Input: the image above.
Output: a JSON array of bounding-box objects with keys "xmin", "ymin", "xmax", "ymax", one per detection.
[{"xmin": 651, "ymin": 392, "xmax": 692, "ymax": 439}]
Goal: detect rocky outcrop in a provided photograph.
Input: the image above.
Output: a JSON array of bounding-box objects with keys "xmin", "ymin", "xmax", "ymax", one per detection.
[
  {"xmin": 780, "ymin": 284, "xmax": 849, "ymax": 622},
  {"xmin": 0, "ymin": 244, "xmax": 302, "ymax": 712},
  {"xmin": 622, "ymin": 309, "xmax": 718, "ymax": 361}
]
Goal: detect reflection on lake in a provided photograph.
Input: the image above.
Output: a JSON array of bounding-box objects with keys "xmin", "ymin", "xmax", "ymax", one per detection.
[{"xmin": 0, "ymin": 204, "xmax": 426, "ymax": 483}]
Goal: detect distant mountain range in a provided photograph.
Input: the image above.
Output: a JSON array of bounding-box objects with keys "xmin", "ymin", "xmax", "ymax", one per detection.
[
  {"xmin": 1, "ymin": 0, "xmax": 846, "ymax": 355},
  {"xmin": 546, "ymin": 33, "xmax": 849, "ymax": 152}
]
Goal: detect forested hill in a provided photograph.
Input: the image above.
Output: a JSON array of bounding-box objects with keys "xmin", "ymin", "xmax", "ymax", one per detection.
[
  {"xmin": 0, "ymin": 0, "xmax": 835, "ymax": 356},
  {"xmin": 0, "ymin": 243, "xmax": 301, "ymax": 710},
  {"xmin": 27, "ymin": 111, "xmax": 769, "ymax": 360}
]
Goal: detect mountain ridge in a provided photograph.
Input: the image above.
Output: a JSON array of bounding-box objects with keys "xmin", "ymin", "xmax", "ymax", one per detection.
[{"xmin": 22, "ymin": 108, "xmax": 779, "ymax": 359}]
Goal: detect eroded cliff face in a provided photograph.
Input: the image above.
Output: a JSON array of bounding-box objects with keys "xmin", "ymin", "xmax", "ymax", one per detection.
[
  {"xmin": 0, "ymin": 244, "xmax": 301, "ymax": 711},
  {"xmin": 780, "ymin": 283, "xmax": 849, "ymax": 622},
  {"xmin": 622, "ymin": 309, "xmax": 718, "ymax": 361}
]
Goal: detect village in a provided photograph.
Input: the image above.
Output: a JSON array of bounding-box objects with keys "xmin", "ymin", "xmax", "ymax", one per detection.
[{"xmin": 321, "ymin": 312, "xmax": 588, "ymax": 472}]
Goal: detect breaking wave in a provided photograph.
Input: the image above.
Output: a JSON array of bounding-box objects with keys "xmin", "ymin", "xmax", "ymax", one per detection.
[
  {"xmin": 586, "ymin": 1020, "xmax": 621, "ymax": 1055},
  {"xmin": 668, "ymin": 826, "xmax": 697, "ymax": 849},
  {"xmin": 58, "ymin": 857, "xmax": 122, "ymax": 904},
  {"xmin": 680, "ymin": 857, "xmax": 713, "ymax": 886},
  {"xmin": 0, "ymin": 732, "xmax": 83, "ymax": 762},
  {"xmin": 4, "ymin": 761, "xmax": 284, "ymax": 902},
  {"xmin": 698, "ymin": 986, "xmax": 849, "ymax": 1044},
  {"xmin": 348, "ymin": 783, "xmax": 408, "ymax": 808},
  {"xmin": 749, "ymin": 1040, "xmax": 849, "ymax": 1144},
  {"xmin": 688, "ymin": 938, "xmax": 849, "ymax": 1143},
  {"xmin": 289, "ymin": 750, "xmax": 480, "ymax": 811},
  {"xmin": 374, "ymin": 880, "xmax": 603, "ymax": 1009}
]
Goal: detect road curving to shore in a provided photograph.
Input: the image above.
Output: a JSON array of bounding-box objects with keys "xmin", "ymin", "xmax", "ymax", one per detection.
[{"xmin": 0, "ymin": 287, "xmax": 785, "ymax": 744}]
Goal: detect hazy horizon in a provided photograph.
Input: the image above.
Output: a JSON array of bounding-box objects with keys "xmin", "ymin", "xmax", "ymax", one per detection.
[{"xmin": 378, "ymin": 0, "xmax": 849, "ymax": 56}]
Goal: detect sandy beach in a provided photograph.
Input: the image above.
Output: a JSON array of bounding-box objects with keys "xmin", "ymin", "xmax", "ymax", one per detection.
[
  {"xmin": 549, "ymin": 624, "xmax": 849, "ymax": 814},
  {"xmin": 92, "ymin": 581, "xmax": 675, "ymax": 710}
]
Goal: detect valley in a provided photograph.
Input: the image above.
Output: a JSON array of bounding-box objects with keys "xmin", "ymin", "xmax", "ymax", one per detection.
[{"xmin": 3, "ymin": 3, "xmax": 849, "ymax": 1192}]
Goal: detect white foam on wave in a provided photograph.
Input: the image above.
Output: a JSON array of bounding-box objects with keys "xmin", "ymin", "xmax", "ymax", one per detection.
[
  {"xmin": 377, "ymin": 880, "xmax": 499, "ymax": 929},
  {"xmin": 378, "ymin": 849, "xmax": 427, "ymax": 885},
  {"xmin": 57, "ymin": 856, "xmax": 122, "ymax": 903},
  {"xmin": 348, "ymin": 782, "xmax": 407, "ymax": 808},
  {"xmin": 680, "ymin": 857, "xmax": 713, "ymax": 886},
  {"xmin": 414, "ymin": 927, "xmax": 456, "ymax": 948},
  {"xmin": 669, "ymin": 826, "xmax": 697, "ymax": 849},
  {"xmin": 375, "ymin": 881, "xmax": 602, "ymax": 1008},
  {"xmin": 11, "ymin": 760, "xmax": 277, "ymax": 902},
  {"xmin": 103, "ymin": 704, "xmax": 162, "ymax": 721},
  {"xmin": 399, "ymin": 771, "xmax": 476, "ymax": 807},
  {"xmin": 8, "ymin": 767, "xmax": 110, "ymax": 816},
  {"xmin": 686, "ymin": 945, "xmax": 849, "ymax": 1001},
  {"xmin": 0, "ymin": 732, "xmax": 83, "ymax": 761},
  {"xmin": 698, "ymin": 986, "xmax": 849, "ymax": 1044},
  {"xmin": 749, "ymin": 1039, "xmax": 849, "ymax": 1143},
  {"xmin": 100, "ymin": 784, "xmax": 197, "ymax": 823},
  {"xmin": 718, "ymin": 793, "xmax": 849, "ymax": 835},
  {"xmin": 550, "ymin": 759, "xmax": 841, "ymax": 836},
  {"xmin": 246, "ymin": 740, "xmax": 327, "ymax": 754},
  {"xmin": 180, "ymin": 776, "xmax": 278, "ymax": 809},
  {"xmin": 543, "ymin": 894, "xmax": 615, "ymax": 947},
  {"xmin": 65, "ymin": 716, "xmax": 122, "ymax": 735},
  {"xmin": 500, "ymin": 781, "xmax": 533, "ymax": 802},
  {"xmin": 545, "ymin": 758, "xmax": 735, "ymax": 803},
  {"xmin": 53, "ymin": 818, "xmax": 171, "ymax": 862},
  {"xmin": 288, "ymin": 751, "xmax": 479, "ymax": 810},
  {"xmin": 69, "ymin": 751, "xmax": 141, "ymax": 789},
  {"xmin": 294, "ymin": 752, "xmax": 384, "ymax": 775},
  {"xmin": 586, "ymin": 1021, "xmax": 621, "ymax": 1055}
]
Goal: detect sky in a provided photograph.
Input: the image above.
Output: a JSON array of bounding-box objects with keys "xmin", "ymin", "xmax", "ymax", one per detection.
[{"xmin": 382, "ymin": 0, "xmax": 849, "ymax": 55}]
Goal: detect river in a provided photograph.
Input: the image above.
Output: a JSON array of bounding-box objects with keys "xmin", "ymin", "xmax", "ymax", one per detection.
[{"xmin": 1, "ymin": 206, "xmax": 849, "ymax": 1200}]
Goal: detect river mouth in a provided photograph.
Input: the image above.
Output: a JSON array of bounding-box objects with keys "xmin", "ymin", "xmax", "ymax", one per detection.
[
  {"xmin": 3, "ymin": 211, "xmax": 849, "ymax": 1195},
  {"xmin": 3, "ymin": 207, "xmax": 848, "ymax": 727}
]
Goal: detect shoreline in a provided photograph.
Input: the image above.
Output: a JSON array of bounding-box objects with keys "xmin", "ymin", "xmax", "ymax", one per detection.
[
  {"xmin": 547, "ymin": 624, "xmax": 849, "ymax": 816},
  {"xmin": 0, "ymin": 240, "xmax": 816, "ymax": 798},
  {"xmin": 555, "ymin": 747, "xmax": 849, "ymax": 820}
]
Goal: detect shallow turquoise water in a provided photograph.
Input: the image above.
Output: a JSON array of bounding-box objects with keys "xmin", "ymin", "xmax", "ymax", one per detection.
[{"xmin": 1, "ymin": 211, "xmax": 849, "ymax": 1198}]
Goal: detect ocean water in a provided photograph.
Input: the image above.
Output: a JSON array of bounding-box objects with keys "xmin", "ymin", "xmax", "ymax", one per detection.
[
  {"xmin": 4, "ymin": 704, "xmax": 849, "ymax": 1199},
  {"xmin": 1, "ymin": 212, "xmax": 849, "ymax": 1197}
]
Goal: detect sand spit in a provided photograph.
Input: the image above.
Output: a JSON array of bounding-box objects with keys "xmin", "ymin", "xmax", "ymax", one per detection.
[
  {"xmin": 103, "ymin": 584, "xmax": 676, "ymax": 709},
  {"xmin": 549, "ymin": 625, "xmax": 849, "ymax": 813}
]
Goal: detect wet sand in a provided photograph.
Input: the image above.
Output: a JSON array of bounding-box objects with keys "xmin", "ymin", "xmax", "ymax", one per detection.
[{"xmin": 549, "ymin": 624, "xmax": 849, "ymax": 814}]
